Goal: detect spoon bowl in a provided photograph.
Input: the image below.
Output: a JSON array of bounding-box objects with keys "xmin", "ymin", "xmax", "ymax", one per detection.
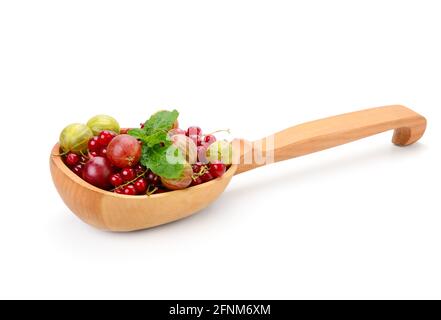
[{"xmin": 50, "ymin": 143, "xmax": 237, "ymax": 231}]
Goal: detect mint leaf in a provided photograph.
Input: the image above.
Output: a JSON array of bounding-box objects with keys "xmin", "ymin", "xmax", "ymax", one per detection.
[
  {"xmin": 144, "ymin": 110, "xmax": 179, "ymax": 135},
  {"xmin": 141, "ymin": 143, "xmax": 184, "ymax": 179},
  {"xmin": 142, "ymin": 131, "xmax": 169, "ymax": 147},
  {"xmin": 128, "ymin": 128, "xmax": 146, "ymax": 140}
]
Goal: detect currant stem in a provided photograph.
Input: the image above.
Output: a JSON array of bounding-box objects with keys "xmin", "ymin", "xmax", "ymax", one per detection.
[
  {"xmin": 111, "ymin": 169, "xmax": 149, "ymax": 192},
  {"xmin": 205, "ymin": 129, "xmax": 231, "ymax": 136}
]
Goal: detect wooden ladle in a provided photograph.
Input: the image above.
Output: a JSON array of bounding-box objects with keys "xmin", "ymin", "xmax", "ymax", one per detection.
[{"xmin": 50, "ymin": 105, "xmax": 426, "ymax": 231}]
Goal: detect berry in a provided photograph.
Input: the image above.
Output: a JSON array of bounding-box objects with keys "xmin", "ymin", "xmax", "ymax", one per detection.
[
  {"xmin": 134, "ymin": 164, "xmax": 146, "ymax": 176},
  {"xmin": 140, "ymin": 123, "xmax": 145, "ymax": 129},
  {"xmin": 121, "ymin": 168, "xmax": 136, "ymax": 182},
  {"xmin": 197, "ymin": 145, "xmax": 208, "ymax": 163},
  {"xmin": 186, "ymin": 126, "xmax": 202, "ymax": 136},
  {"xmin": 98, "ymin": 130, "xmax": 116, "ymax": 146},
  {"xmin": 98, "ymin": 147, "xmax": 107, "ymax": 157},
  {"xmin": 88, "ymin": 136, "xmax": 100, "ymax": 152},
  {"xmin": 200, "ymin": 172, "xmax": 214, "ymax": 183},
  {"xmin": 204, "ymin": 134, "xmax": 216, "ymax": 146},
  {"xmin": 146, "ymin": 171, "xmax": 160, "ymax": 186},
  {"xmin": 110, "ymin": 173, "xmax": 124, "ymax": 187},
  {"xmin": 134, "ymin": 178, "xmax": 148, "ymax": 193},
  {"xmin": 209, "ymin": 161, "xmax": 226, "ymax": 178},
  {"xmin": 190, "ymin": 177, "xmax": 203, "ymax": 186},
  {"xmin": 114, "ymin": 187, "xmax": 124, "ymax": 194},
  {"xmin": 107, "ymin": 134, "xmax": 142, "ymax": 168},
  {"xmin": 89, "ymin": 151, "xmax": 98, "ymax": 158},
  {"xmin": 72, "ymin": 164, "xmax": 84, "ymax": 177},
  {"xmin": 65, "ymin": 153, "xmax": 80, "ymax": 166},
  {"xmin": 123, "ymin": 184, "xmax": 137, "ymax": 195},
  {"xmin": 82, "ymin": 156, "xmax": 113, "ymax": 189},
  {"xmin": 192, "ymin": 162, "xmax": 204, "ymax": 174}
]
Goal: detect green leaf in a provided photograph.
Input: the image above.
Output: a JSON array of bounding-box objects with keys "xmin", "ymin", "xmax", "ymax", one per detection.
[
  {"xmin": 144, "ymin": 110, "xmax": 179, "ymax": 135},
  {"xmin": 127, "ymin": 128, "xmax": 146, "ymax": 140},
  {"xmin": 142, "ymin": 131, "xmax": 169, "ymax": 147},
  {"xmin": 141, "ymin": 143, "xmax": 185, "ymax": 179}
]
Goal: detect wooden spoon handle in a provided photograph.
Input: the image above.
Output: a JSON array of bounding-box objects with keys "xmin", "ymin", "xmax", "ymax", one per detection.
[{"xmin": 235, "ymin": 105, "xmax": 427, "ymax": 174}]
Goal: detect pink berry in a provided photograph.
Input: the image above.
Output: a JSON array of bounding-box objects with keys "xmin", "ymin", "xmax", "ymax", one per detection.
[
  {"xmin": 204, "ymin": 134, "xmax": 216, "ymax": 146},
  {"xmin": 66, "ymin": 153, "xmax": 80, "ymax": 167},
  {"xmin": 186, "ymin": 126, "xmax": 202, "ymax": 136}
]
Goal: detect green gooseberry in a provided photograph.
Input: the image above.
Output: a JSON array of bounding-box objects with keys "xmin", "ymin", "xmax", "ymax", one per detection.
[
  {"xmin": 59, "ymin": 123, "xmax": 93, "ymax": 154},
  {"xmin": 87, "ymin": 115, "xmax": 120, "ymax": 136}
]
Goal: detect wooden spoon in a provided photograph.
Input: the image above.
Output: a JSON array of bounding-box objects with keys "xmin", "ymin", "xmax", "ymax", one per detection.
[{"xmin": 50, "ymin": 105, "xmax": 426, "ymax": 231}]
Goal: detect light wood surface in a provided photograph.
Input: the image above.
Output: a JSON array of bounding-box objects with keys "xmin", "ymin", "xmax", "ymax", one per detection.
[
  {"xmin": 50, "ymin": 105, "xmax": 426, "ymax": 231},
  {"xmin": 235, "ymin": 105, "xmax": 426, "ymax": 174}
]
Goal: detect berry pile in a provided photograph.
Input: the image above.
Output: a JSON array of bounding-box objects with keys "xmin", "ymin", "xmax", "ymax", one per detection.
[{"xmin": 59, "ymin": 111, "xmax": 230, "ymax": 196}]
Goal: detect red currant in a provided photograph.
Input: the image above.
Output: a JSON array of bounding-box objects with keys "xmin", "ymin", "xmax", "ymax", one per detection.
[
  {"xmin": 209, "ymin": 161, "xmax": 226, "ymax": 178},
  {"xmin": 98, "ymin": 130, "xmax": 116, "ymax": 146},
  {"xmin": 204, "ymin": 134, "xmax": 216, "ymax": 145},
  {"xmin": 192, "ymin": 162, "xmax": 203, "ymax": 174},
  {"xmin": 190, "ymin": 177, "xmax": 203, "ymax": 186},
  {"xmin": 121, "ymin": 168, "xmax": 136, "ymax": 182},
  {"xmin": 89, "ymin": 151, "xmax": 98, "ymax": 158},
  {"xmin": 200, "ymin": 172, "xmax": 214, "ymax": 182},
  {"xmin": 65, "ymin": 153, "xmax": 80, "ymax": 166},
  {"xmin": 110, "ymin": 173, "xmax": 124, "ymax": 187},
  {"xmin": 186, "ymin": 126, "xmax": 202, "ymax": 136},
  {"xmin": 146, "ymin": 171, "xmax": 160, "ymax": 186},
  {"xmin": 123, "ymin": 184, "xmax": 137, "ymax": 195},
  {"xmin": 134, "ymin": 178, "xmax": 148, "ymax": 193},
  {"xmin": 134, "ymin": 164, "xmax": 146, "ymax": 176},
  {"xmin": 114, "ymin": 187, "xmax": 124, "ymax": 194},
  {"xmin": 88, "ymin": 136, "xmax": 100, "ymax": 152},
  {"xmin": 140, "ymin": 123, "xmax": 145, "ymax": 129},
  {"xmin": 98, "ymin": 147, "xmax": 107, "ymax": 157}
]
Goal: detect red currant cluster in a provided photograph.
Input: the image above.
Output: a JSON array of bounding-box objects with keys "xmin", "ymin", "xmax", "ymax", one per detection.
[
  {"xmin": 110, "ymin": 166, "xmax": 165, "ymax": 196},
  {"xmin": 62, "ymin": 124, "xmax": 228, "ymax": 196}
]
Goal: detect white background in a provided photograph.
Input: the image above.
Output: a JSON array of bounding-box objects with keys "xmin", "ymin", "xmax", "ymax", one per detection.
[{"xmin": 0, "ymin": 0, "xmax": 440, "ymax": 299}]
